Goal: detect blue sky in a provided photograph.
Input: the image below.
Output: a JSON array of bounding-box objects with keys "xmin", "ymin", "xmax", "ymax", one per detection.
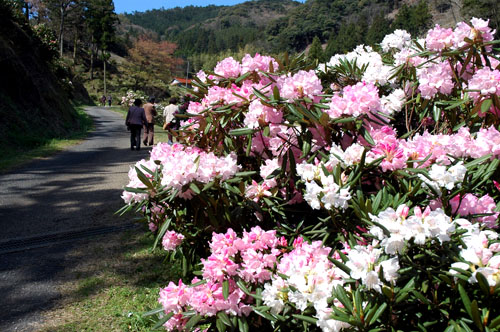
[{"xmin": 114, "ymin": 0, "xmax": 306, "ymax": 14}]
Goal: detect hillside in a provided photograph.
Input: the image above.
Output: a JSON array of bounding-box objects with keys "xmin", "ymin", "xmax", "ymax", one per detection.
[
  {"xmin": 0, "ymin": 2, "xmax": 85, "ymax": 156},
  {"xmin": 122, "ymin": 0, "xmax": 301, "ymax": 55},
  {"xmin": 122, "ymin": 0, "xmax": 500, "ymax": 56}
]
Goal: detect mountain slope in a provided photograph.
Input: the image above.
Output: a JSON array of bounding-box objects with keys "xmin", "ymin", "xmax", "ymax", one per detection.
[{"xmin": 0, "ymin": 2, "xmax": 82, "ymax": 154}]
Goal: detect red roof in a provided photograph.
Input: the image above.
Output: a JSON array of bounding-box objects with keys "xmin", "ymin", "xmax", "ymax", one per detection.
[{"xmin": 172, "ymin": 77, "xmax": 192, "ymax": 84}]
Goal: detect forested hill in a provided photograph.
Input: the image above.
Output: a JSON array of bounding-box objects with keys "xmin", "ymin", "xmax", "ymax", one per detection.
[
  {"xmin": 122, "ymin": 0, "xmax": 301, "ymax": 55},
  {"xmin": 0, "ymin": 1, "xmax": 85, "ymax": 155},
  {"xmin": 122, "ymin": 0, "xmax": 499, "ymax": 60}
]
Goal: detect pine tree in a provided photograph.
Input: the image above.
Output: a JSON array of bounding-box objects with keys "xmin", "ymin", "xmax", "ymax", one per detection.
[
  {"xmin": 308, "ymin": 36, "xmax": 324, "ymax": 62},
  {"xmin": 366, "ymin": 13, "xmax": 392, "ymax": 47}
]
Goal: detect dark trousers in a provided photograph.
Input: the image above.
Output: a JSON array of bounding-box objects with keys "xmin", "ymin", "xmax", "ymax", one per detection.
[
  {"xmin": 143, "ymin": 123, "xmax": 154, "ymax": 145},
  {"xmin": 130, "ymin": 124, "xmax": 142, "ymax": 150}
]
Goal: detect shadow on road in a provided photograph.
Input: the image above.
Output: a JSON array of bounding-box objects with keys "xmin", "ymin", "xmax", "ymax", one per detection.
[{"xmin": 0, "ymin": 107, "xmax": 156, "ymax": 331}]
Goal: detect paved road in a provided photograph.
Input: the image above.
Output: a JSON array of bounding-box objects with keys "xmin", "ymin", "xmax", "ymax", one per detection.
[{"xmin": 0, "ymin": 107, "xmax": 149, "ymax": 331}]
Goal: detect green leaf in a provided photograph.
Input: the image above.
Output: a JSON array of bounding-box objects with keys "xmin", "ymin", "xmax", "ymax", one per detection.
[
  {"xmin": 184, "ymin": 314, "xmax": 202, "ymax": 330},
  {"xmin": 475, "ymin": 272, "xmax": 491, "ymax": 296},
  {"xmin": 235, "ymin": 71, "xmax": 251, "ymax": 84},
  {"xmin": 217, "ymin": 311, "xmax": 232, "ymax": 327},
  {"xmin": 458, "ymin": 284, "xmax": 473, "ymax": 319},
  {"xmin": 152, "ymin": 311, "xmax": 174, "ymax": 329},
  {"xmin": 142, "ymin": 307, "xmax": 164, "ymax": 317},
  {"xmin": 334, "ymin": 285, "xmax": 353, "ymax": 312},
  {"xmin": 123, "ymin": 186, "xmax": 147, "ymax": 194},
  {"xmin": 235, "ymin": 171, "xmax": 257, "ymax": 177},
  {"xmin": 464, "ymin": 154, "xmax": 492, "ymax": 168},
  {"xmin": 489, "ymin": 314, "xmax": 500, "ymax": 328},
  {"xmin": 135, "ymin": 166, "xmax": 155, "ymax": 190},
  {"xmin": 236, "ymin": 280, "xmax": 251, "ymax": 295},
  {"xmin": 189, "ymin": 182, "xmax": 201, "ymax": 195},
  {"xmin": 369, "ymin": 303, "xmax": 387, "ymax": 325},
  {"xmin": 360, "ymin": 127, "xmax": 375, "ymax": 145},
  {"xmin": 153, "ymin": 217, "xmax": 171, "ymax": 250},
  {"xmin": 229, "ymin": 128, "xmax": 255, "ymax": 136},
  {"xmin": 216, "ymin": 317, "xmax": 227, "ymax": 332},
  {"xmin": 470, "ymin": 300, "xmax": 484, "ymax": 331},
  {"xmin": 238, "ymin": 316, "xmax": 249, "ymax": 332},
  {"xmin": 189, "ymin": 279, "xmax": 207, "ymax": 288},
  {"xmin": 202, "ymin": 181, "xmax": 215, "ymax": 192},
  {"xmin": 433, "ymin": 104, "xmax": 441, "ymax": 122},
  {"xmin": 292, "ymin": 314, "xmax": 318, "ymax": 325},
  {"xmin": 481, "ymin": 99, "xmax": 492, "ymax": 114},
  {"xmin": 253, "ymin": 87, "xmax": 270, "ymax": 102},
  {"xmin": 223, "ymin": 279, "xmax": 229, "ymax": 300},
  {"xmin": 253, "ymin": 307, "xmax": 277, "ymax": 321},
  {"xmin": 328, "ymin": 256, "xmax": 351, "ymax": 275},
  {"xmin": 273, "ymin": 85, "xmax": 280, "ymax": 100}
]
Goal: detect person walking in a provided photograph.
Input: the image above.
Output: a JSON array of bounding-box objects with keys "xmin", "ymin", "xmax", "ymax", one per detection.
[
  {"xmin": 107, "ymin": 95, "xmax": 112, "ymax": 107},
  {"xmin": 142, "ymin": 96, "xmax": 157, "ymax": 146},
  {"xmin": 163, "ymin": 97, "xmax": 179, "ymax": 144},
  {"xmin": 100, "ymin": 95, "xmax": 106, "ymax": 106},
  {"xmin": 125, "ymin": 98, "xmax": 146, "ymax": 150}
]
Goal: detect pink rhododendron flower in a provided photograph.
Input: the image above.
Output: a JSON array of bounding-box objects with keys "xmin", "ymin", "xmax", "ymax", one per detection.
[
  {"xmin": 425, "ymin": 24, "xmax": 454, "ymax": 51},
  {"xmin": 417, "ymin": 61, "xmax": 454, "ymax": 99},
  {"xmin": 277, "ymin": 70, "xmax": 323, "ymax": 100},
  {"xmin": 371, "ymin": 142, "xmax": 407, "ymax": 172},
  {"xmin": 244, "ymin": 100, "xmax": 282, "ymax": 128},
  {"xmin": 214, "ymin": 56, "xmax": 242, "ymax": 78},
  {"xmin": 327, "ymin": 82, "xmax": 381, "ymax": 118},
  {"xmin": 203, "ymin": 85, "xmax": 243, "ymax": 107},
  {"xmin": 162, "ymin": 231, "xmax": 185, "ymax": 251},
  {"xmin": 450, "ymin": 194, "xmax": 499, "ymax": 228},
  {"xmin": 245, "ymin": 180, "xmax": 272, "ymax": 202},
  {"xmin": 241, "ymin": 53, "xmax": 279, "ymax": 73}
]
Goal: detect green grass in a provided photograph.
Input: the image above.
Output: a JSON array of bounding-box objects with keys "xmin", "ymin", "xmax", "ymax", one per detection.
[
  {"xmin": 0, "ymin": 105, "xmax": 94, "ymax": 173},
  {"xmin": 40, "ymin": 231, "xmax": 183, "ymax": 332}
]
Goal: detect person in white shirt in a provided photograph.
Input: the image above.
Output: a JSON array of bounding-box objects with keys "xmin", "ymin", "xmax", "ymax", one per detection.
[{"xmin": 163, "ymin": 97, "xmax": 179, "ymax": 144}]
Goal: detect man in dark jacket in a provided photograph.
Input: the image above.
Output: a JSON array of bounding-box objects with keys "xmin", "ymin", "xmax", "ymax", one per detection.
[{"xmin": 125, "ymin": 98, "xmax": 146, "ymax": 150}]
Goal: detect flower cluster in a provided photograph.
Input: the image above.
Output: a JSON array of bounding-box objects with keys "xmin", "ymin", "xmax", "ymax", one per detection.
[
  {"xmin": 369, "ymin": 205, "xmax": 456, "ymax": 254},
  {"xmin": 162, "ymin": 231, "xmax": 185, "ymax": 251},
  {"xmin": 120, "ymin": 90, "xmax": 147, "ymax": 107},
  {"xmin": 451, "ymin": 219, "xmax": 500, "ymax": 286},
  {"xmin": 296, "ymin": 159, "xmax": 352, "ymax": 210},
  {"xmin": 158, "ymin": 226, "xmax": 282, "ymax": 330}
]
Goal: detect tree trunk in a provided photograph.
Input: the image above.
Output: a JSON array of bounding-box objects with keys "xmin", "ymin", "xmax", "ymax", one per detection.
[
  {"xmin": 59, "ymin": 4, "xmax": 65, "ymax": 57},
  {"xmin": 73, "ymin": 29, "xmax": 78, "ymax": 62},
  {"xmin": 24, "ymin": 2, "xmax": 29, "ymax": 21},
  {"xmin": 90, "ymin": 36, "xmax": 95, "ymax": 80},
  {"xmin": 103, "ymin": 52, "xmax": 107, "ymax": 96}
]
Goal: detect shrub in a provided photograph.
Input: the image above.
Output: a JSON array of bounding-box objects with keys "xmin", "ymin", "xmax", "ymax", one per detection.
[{"xmin": 121, "ymin": 18, "xmax": 500, "ymax": 331}]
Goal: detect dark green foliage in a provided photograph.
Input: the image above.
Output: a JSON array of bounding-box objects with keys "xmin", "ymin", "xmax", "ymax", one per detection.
[
  {"xmin": 121, "ymin": 0, "xmax": 450, "ymax": 63},
  {"xmin": 366, "ymin": 13, "xmax": 392, "ymax": 47},
  {"xmin": 307, "ymin": 36, "xmax": 325, "ymax": 62},
  {"xmin": 392, "ymin": 0, "xmax": 432, "ymax": 37},
  {"xmin": 0, "ymin": 0, "xmax": 83, "ymax": 154},
  {"xmin": 325, "ymin": 21, "xmax": 368, "ymax": 57},
  {"xmin": 85, "ymin": 0, "xmax": 118, "ymax": 50}
]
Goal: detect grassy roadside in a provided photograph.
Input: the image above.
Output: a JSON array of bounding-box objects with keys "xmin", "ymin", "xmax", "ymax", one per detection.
[
  {"xmin": 0, "ymin": 105, "xmax": 94, "ymax": 173},
  {"xmin": 39, "ymin": 230, "xmax": 181, "ymax": 332}
]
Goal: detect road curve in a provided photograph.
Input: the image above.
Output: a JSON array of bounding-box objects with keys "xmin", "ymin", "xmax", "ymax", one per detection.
[{"xmin": 0, "ymin": 106, "xmax": 149, "ymax": 331}]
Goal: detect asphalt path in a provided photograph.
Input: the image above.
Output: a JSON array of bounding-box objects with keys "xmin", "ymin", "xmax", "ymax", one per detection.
[{"xmin": 0, "ymin": 106, "xmax": 150, "ymax": 331}]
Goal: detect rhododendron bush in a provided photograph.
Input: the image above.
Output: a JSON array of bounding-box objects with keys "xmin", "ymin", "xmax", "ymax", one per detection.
[{"xmin": 120, "ymin": 18, "xmax": 500, "ymax": 331}]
